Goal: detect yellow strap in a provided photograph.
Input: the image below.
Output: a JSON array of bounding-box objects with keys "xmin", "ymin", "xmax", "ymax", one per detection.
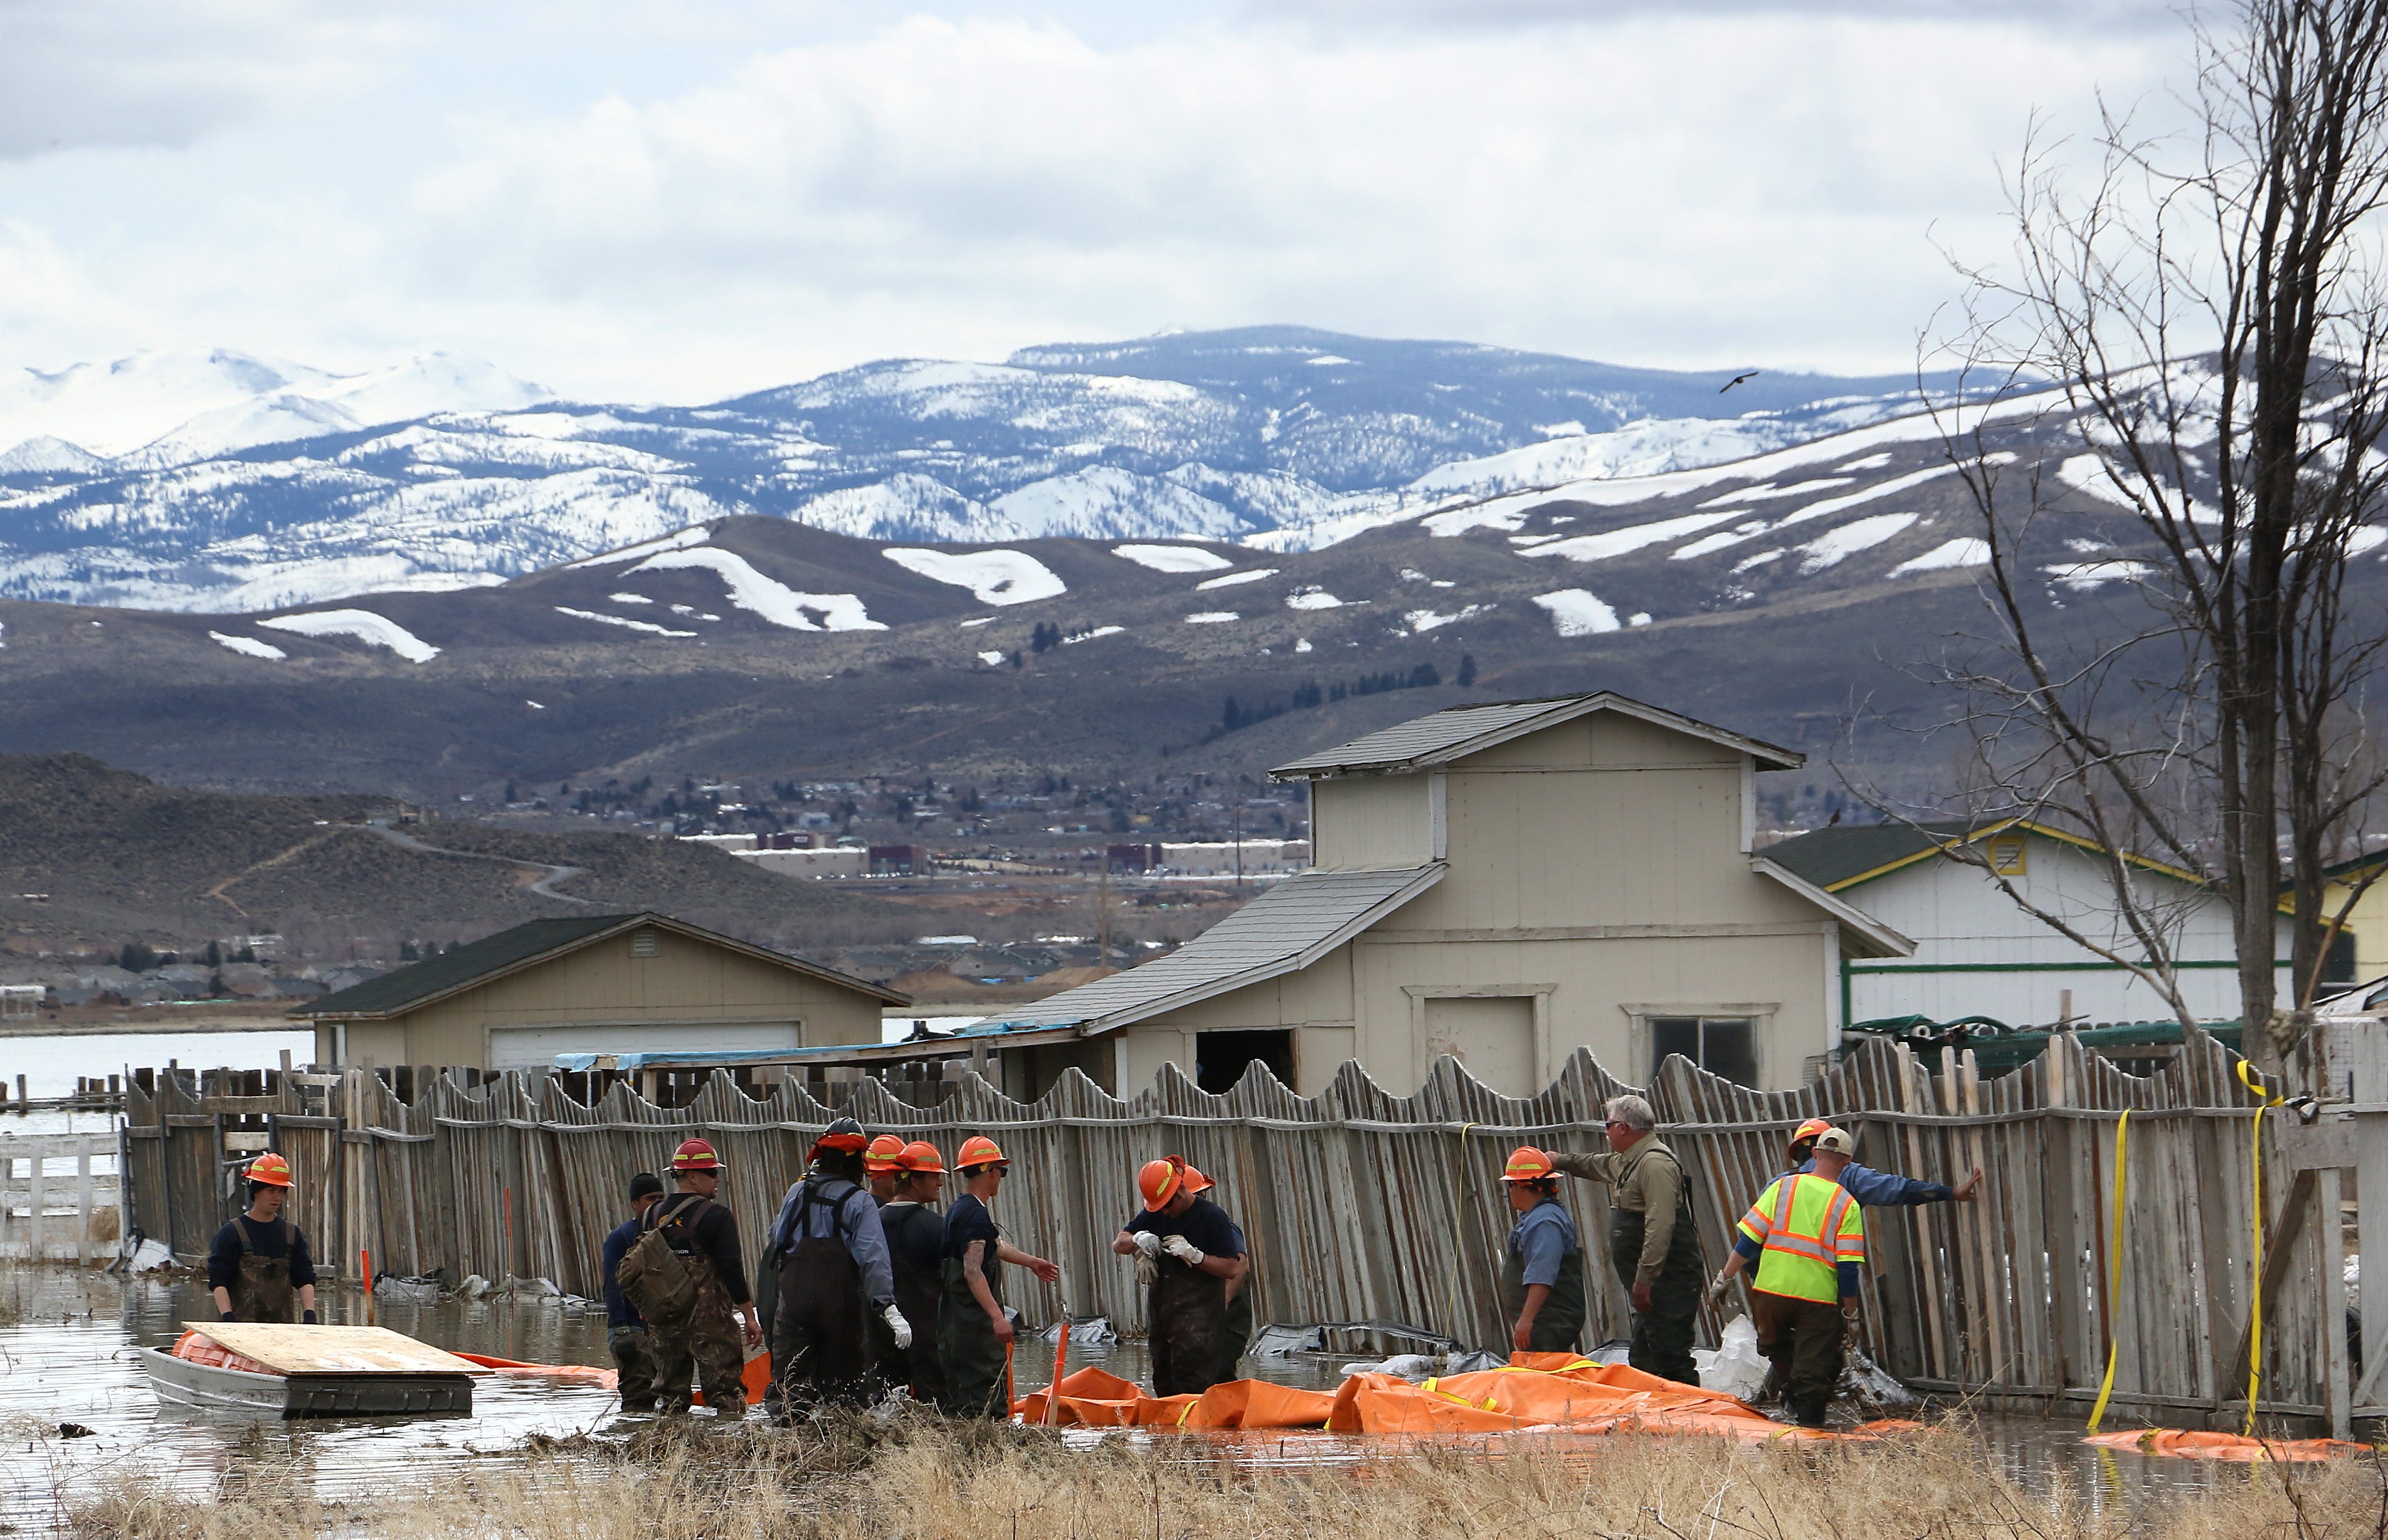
[
  {"xmin": 2085, "ymin": 1109, "xmax": 2130, "ymax": 1433},
  {"xmin": 2235, "ymin": 1061, "xmax": 2285, "ymax": 1436},
  {"xmin": 1176, "ymin": 1397, "xmax": 1195, "ymax": 1428}
]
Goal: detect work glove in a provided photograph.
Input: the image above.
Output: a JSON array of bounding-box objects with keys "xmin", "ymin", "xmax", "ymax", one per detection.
[
  {"xmin": 882, "ymin": 1304, "xmax": 913, "ymax": 1350},
  {"xmin": 302, "ymin": 1310, "xmax": 318, "ymax": 1325},
  {"xmin": 1134, "ymin": 1252, "xmax": 1160, "ymax": 1288},
  {"xmin": 1131, "ymin": 1231, "xmax": 1162, "ymax": 1258},
  {"xmin": 1705, "ymin": 1270, "xmax": 1733, "ymax": 1307},
  {"xmin": 1162, "ymin": 1234, "xmax": 1205, "ymax": 1267}
]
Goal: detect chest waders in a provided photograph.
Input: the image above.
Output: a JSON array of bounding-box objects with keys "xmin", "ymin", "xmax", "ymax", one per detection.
[
  {"xmin": 939, "ymin": 1231, "xmax": 1010, "ymax": 1417},
  {"xmin": 229, "ymin": 1216, "xmax": 298, "ymax": 1323},
  {"xmin": 772, "ymin": 1178, "xmax": 872, "ymax": 1406},
  {"xmin": 1149, "ymin": 1253, "xmax": 1229, "ymax": 1396},
  {"xmin": 872, "ymin": 1205, "xmax": 946, "ymax": 1403},
  {"xmin": 1606, "ymin": 1178, "xmax": 1707, "ymax": 1385},
  {"xmin": 1500, "ymin": 1214, "xmax": 1587, "ymax": 1353}
]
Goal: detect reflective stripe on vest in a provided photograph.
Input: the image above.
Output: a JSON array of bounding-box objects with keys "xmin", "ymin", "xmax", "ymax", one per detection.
[{"xmin": 1740, "ymin": 1174, "xmax": 1862, "ymax": 1301}]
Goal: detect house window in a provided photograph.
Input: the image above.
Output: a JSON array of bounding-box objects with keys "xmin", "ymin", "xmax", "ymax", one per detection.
[
  {"xmin": 1648, "ymin": 1016, "xmax": 1756, "ymax": 1087},
  {"xmin": 1987, "ymin": 837, "xmax": 2028, "ymax": 876},
  {"xmin": 631, "ymin": 930, "xmax": 659, "ymax": 958}
]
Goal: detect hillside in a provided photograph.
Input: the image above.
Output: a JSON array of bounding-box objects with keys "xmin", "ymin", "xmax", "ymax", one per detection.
[
  {"xmin": 0, "ymin": 755, "xmax": 915, "ymax": 961},
  {"xmin": 0, "ymin": 379, "xmax": 2321, "ymax": 812}
]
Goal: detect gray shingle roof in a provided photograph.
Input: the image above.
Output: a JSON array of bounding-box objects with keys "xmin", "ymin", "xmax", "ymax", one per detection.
[
  {"xmin": 1756, "ymin": 822, "xmax": 1975, "ymax": 891},
  {"xmin": 973, "ymin": 864, "xmax": 1446, "ymax": 1035},
  {"xmin": 1269, "ymin": 692, "xmax": 1800, "ymax": 780}
]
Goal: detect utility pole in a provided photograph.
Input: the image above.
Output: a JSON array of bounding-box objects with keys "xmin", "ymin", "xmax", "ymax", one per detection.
[
  {"xmin": 1233, "ymin": 799, "xmax": 1243, "ymax": 888},
  {"xmin": 1098, "ymin": 857, "xmax": 1110, "ymax": 972}
]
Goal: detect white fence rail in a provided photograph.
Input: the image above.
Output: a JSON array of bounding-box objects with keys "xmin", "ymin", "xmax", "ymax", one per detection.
[{"xmin": 0, "ymin": 1134, "xmax": 121, "ymax": 1263}]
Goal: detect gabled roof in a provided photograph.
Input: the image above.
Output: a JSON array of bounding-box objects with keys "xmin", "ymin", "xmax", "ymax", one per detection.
[
  {"xmin": 1759, "ymin": 817, "xmax": 2210, "ymax": 894},
  {"xmin": 969, "ymin": 863, "xmax": 1448, "ymax": 1037},
  {"xmin": 291, "ymin": 911, "xmax": 906, "ymax": 1019},
  {"xmin": 1268, "ymin": 692, "xmax": 1801, "ymax": 781}
]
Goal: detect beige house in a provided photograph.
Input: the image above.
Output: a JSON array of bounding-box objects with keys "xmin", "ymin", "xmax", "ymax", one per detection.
[
  {"xmin": 973, "ymin": 694, "xmax": 1911, "ymax": 1097},
  {"xmin": 294, "ymin": 911, "xmax": 905, "ymax": 1070}
]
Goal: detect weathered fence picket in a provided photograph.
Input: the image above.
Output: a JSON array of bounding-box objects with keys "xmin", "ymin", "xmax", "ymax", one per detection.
[{"xmin": 120, "ymin": 1032, "xmax": 2358, "ymax": 1425}]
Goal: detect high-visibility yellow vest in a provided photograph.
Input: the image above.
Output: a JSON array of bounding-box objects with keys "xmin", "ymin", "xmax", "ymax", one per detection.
[{"xmin": 1735, "ymin": 1173, "xmax": 1865, "ymax": 1304}]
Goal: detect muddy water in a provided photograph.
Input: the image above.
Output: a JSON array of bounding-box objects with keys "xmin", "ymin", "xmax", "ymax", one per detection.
[{"xmin": 0, "ymin": 1267, "xmax": 2263, "ymax": 1529}]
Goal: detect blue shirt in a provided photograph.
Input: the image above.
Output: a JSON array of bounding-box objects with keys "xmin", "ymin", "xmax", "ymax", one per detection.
[
  {"xmin": 601, "ymin": 1217, "xmax": 643, "ymax": 1330},
  {"xmin": 767, "ymin": 1174, "xmax": 896, "ymax": 1307},
  {"xmin": 1506, "ymin": 1199, "xmax": 1578, "ymax": 1288},
  {"xmin": 1793, "ymin": 1157, "xmax": 1953, "ymax": 1206}
]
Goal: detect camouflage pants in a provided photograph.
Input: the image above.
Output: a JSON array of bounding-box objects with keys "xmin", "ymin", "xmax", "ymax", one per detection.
[
  {"xmin": 610, "ymin": 1325, "xmax": 658, "ymax": 1412},
  {"xmin": 652, "ymin": 1270, "xmax": 748, "ymax": 1419}
]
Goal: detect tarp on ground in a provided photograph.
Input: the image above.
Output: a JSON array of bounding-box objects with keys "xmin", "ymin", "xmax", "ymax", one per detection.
[{"xmin": 2081, "ymin": 1429, "xmax": 2373, "ymax": 1462}]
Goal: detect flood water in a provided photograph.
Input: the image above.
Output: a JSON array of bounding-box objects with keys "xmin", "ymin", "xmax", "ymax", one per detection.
[{"xmin": 0, "ymin": 1262, "xmax": 2276, "ymax": 1534}]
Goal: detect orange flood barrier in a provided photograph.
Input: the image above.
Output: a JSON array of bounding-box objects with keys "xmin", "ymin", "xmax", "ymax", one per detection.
[
  {"xmin": 451, "ymin": 1352, "xmax": 619, "ymax": 1389},
  {"xmin": 1015, "ymin": 1355, "xmax": 1846, "ymax": 1440},
  {"xmin": 2082, "ymin": 1429, "xmax": 2373, "ymax": 1463}
]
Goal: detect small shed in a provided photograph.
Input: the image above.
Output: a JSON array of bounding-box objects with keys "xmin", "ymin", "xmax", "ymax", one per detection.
[{"xmin": 291, "ymin": 911, "xmax": 906, "ymax": 1070}]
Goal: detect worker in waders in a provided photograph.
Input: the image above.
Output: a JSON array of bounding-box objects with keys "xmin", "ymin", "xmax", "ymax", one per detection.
[
  {"xmin": 1499, "ymin": 1147, "xmax": 1587, "ymax": 1354},
  {"xmin": 1547, "ymin": 1094, "xmax": 1705, "ymax": 1384},
  {"xmin": 1708, "ymin": 1126, "xmax": 1867, "ymax": 1428},
  {"xmin": 764, "ymin": 1117, "xmax": 903, "ymax": 1412},
  {"xmin": 870, "ymin": 1140, "xmax": 948, "ymax": 1404},
  {"xmin": 1113, "ymin": 1155, "xmax": 1247, "ymax": 1395},
  {"xmin": 647, "ymin": 1138, "xmax": 762, "ymax": 1419},
  {"xmin": 208, "ymin": 1152, "xmax": 319, "ymax": 1324},
  {"xmin": 938, "ymin": 1135, "xmax": 1060, "ymax": 1417},
  {"xmin": 1180, "ymin": 1164, "xmax": 1253, "ymax": 1379},
  {"xmin": 865, "ymin": 1135, "xmax": 906, "ymax": 1203},
  {"xmin": 600, "ymin": 1172, "xmax": 667, "ymax": 1411}
]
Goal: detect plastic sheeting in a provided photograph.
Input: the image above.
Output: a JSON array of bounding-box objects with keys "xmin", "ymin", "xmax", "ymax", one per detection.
[{"xmin": 2082, "ymin": 1429, "xmax": 2373, "ymax": 1462}]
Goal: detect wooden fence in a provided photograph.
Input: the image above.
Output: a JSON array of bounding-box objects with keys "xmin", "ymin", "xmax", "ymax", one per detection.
[
  {"xmin": 121, "ymin": 1031, "xmax": 2368, "ymax": 1431},
  {"xmin": 0, "ymin": 1134, "xmax": 122, "ymax": 1263}
]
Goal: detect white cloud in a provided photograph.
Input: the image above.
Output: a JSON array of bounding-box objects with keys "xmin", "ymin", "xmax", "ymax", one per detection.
[{"xmin": 0, "ymin": 7, "xmax": 2184, "ymax": 398}]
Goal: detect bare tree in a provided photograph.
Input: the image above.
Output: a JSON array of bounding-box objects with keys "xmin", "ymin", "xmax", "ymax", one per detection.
[{"xmin": 1917, "ymin": 0, "xmax": 2388, "ymax": 1069}]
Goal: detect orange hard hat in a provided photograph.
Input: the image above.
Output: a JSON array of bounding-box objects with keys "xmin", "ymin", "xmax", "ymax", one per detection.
[
  {"xmin": 1181, "ymin": 1163, "xmax": 1214, "ymax": 1195},
  {"xmin": 865, "ymin": 1134, "xmax": 906, "ymax": 1171},
  {"xmin": 1138, "ymin": 1156, "xmax": 1187, "ymax": 1208},
  {"xmin": 673, "ymin": 1138, "xmax": 724, "ymax": 1172},
  {"xmin": 1500, "ymin": 1146, "xmax": 1555, "ymax": 1183},
  {"xmin": 955, "ymin": 1134, "xmax": 1008, "ymax": 1170},
  {"xmin": 1789, "ymin": 1117, "xmax": 1831, "ymax": 1153},
  {"xmin": 898, "ymin": 1140, "xmax": 946, "ymax": 1174},
  {"xmin": 246, "ymin": 1152, "xmax": 294, "ymax": 1188}
]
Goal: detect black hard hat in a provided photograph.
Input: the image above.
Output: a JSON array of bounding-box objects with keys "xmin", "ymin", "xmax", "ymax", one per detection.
[{"xmin": 814, "ymin": 1116, "xmax": 868, "ymax": 1155}]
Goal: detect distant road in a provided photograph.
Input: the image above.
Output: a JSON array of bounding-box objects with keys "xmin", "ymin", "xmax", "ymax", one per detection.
[{"xmin": 355, "ymin": 823, "xmax": 592, "ymax": 903}]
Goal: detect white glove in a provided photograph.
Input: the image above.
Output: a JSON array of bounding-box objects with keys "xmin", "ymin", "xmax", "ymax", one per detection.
[
  {"xmin": 1132, "ymin": 1230, "xmax": 1162, "ymax": 1257},
  {"xmin": 1163, "ymin": 1234, "xmax": 1205, "ymax": 1267},
  {"xmin": 882, "ymin": 1304, "xmax": 913, "ymax": 1350},
  {"xmin": 1134, "ymin": 1252, "xmax": 1160, "ymax": 1288},
  {"xmin": 1706, "ymin": 1269, "xmax": 1733, "ymax": 1307}
]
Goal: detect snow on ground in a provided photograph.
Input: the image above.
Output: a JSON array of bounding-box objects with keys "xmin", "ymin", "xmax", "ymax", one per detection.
[
  {"xmin": 257, "ymin": 608, "xmax": 440, "ymax": 662},
  {"xmin": 1520, "ymin": 511, "xmax": 1740, "ymax": 564},
  {"xmin": 1406, "ymin": 604, "xmax": 1489, "ymax": 632},
  {"xmin": 631, "ymin": 547, "xmax": 884, "ymax": 632},
  {"xmin": 207, "ymin": 630, "xmax": 287, "ymax": 660},
  {"xmin": 1112, "ymin": 543, "xmax": 1232, "ymax": 572},
  {"xmin": 566, "ymin": 524, "xmax": 710, "ymax": 568},
  {"xmin": 958, "ymin": 616, "xmax": 995, "ymax": 627},
  {"xmin": 668, "ymin": 603, "xmax": 720, "ymax": 621},
  {"xmin": 2350, "ymin": 526, "xmax": 2388, "ymax": 557},
  {"xmin": 1063, "ymin": 625, "xmax": 1125, "ymax": 643},
  {"xmin": 1285, "ymin": 590, "xmax": 1344, "ymax": 609},
  {"xmin": 977, "ymin": 650, "xmax": 1006, "ymax": 665},
  {"xmin": 1531, "ymin": 590, "xmax": 1620, "ymax": 636},
  {"xmin": 1293, "ymin": 637, "xmax": 1313, "ymax": 652},
  {"xmin": 2047, "ymin": 560, "xmax": 2154, "ymax": 591},
  {"xmin": 1732, "ymin": 549, "xmax": 1785, "ymax": 571},
  {"xmin": 882, "ymin": 547, "xmax": 1066, "ymax": 605},
  {"xmin": 1194, "ymin": 568, "xmax": 1277, "ymax": 590},
  {"xmin": 610, "ymin": 592, "xmax": 652, "ymax": 604},
  {"xmin": 1889, "ymin": 538, "xmax": 1992, "ymax": 576},
  {"xmin": 1838, "ymin": 453, "xmax": 1894, "ymax": 471},
  {"xmin": 1183, "ymin": 611, "xmax": 1239, "ymax": 624},
  {"xmin": 1794, "ymin": 512, "xmax": 1920, "ymax": 573},
  {"xmin": 554, "ymin": 605, "xmax": 699, "ymax": 637},
  {"xmin": 1697, "ymin": 477, "xmax": 1854, "ymax": 509},
  {"xmin": 985, "ymin": 466, "xmax": 1247, "ymax": 541}
]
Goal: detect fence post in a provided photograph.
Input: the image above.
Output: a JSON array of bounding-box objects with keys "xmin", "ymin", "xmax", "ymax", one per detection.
[
  {"xmin": 28, "ymin": 1140, "xmax": 45, "ymax": 1263},
  {"xmin": 76, "ymin": 1151, "xmax": 92, "ymax": 1267}
]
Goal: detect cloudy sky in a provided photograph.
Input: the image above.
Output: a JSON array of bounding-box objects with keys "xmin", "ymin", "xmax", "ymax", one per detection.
[{"xmin": 0, "ymin": 1, "xmax": 2190, "ymax": 401}]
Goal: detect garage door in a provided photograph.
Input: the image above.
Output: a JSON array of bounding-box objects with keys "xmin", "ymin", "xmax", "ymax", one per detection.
[
  {"xmin": 1423, "ymin": 997, "xmax": 1537, "ymax": 1097},
  {"xmin": 487, "ymin": 1020, "xmax": 802, "ymax": 1072}
]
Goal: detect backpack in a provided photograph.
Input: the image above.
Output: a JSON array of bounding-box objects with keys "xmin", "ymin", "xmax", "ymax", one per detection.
[{"xmin": 616, "ymin": 1196, "xmax": 711, "ymax": 1326}]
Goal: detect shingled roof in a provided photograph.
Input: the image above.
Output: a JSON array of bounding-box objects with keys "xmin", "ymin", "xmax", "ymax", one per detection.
[
  {"xmin": 291, "ymin": 911, "xmax": 906, "ymax": 1019},
  {"xmin": 1269, "ymin": 692, "xmax": 1801, "ymax": 780}
]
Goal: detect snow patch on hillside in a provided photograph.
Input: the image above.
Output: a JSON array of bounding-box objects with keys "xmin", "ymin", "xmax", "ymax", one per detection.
[
  {"xmin": 1794, "ymin": 512, "xmax": 1919, "ymax": 572},
  {"xmin": 555, "ymin": 606, "xmax": 699, "ymax": 637},
  {"xmin": 1183, "ymin": 611, "xmax": 1239, "ymax": 624},
  {"xmin": 1532, "ymin": 590, "xmax": 1620, "ymax": 636},
  {"xmin": 1194, "ymin": 568, "xmax": 1276, "ymax": 590},
  {"xmin": 1890, "ymin": 538, "xmax": 1991, "ymax": 576},
  {"xmin": 1113, "ymin": 543, "xmax": 1232, "ymax": 573},
  {"xmin": 629, "ymin": 547, "xmax": 885, "ymax": 632},
  {"xmin": 567, "ymin": 525, "xmax": 712, "ymax": 569},
  {"xmin": 987, "ymin": 466, "xmax": 1249, "ymax": 541},
  {"xmin": 882, "ymin": 547, "xmax": 1066, "ymax": 606},
  {"xmin": 0, "ymin": 436, "xmax": 106, "ymax": 475},
  {"xmin": 795, "ymin": 474, "xmax": 988, "ymax": 542},
  {"xmin": 1521, "ymin": 511, "xmax": 1740, "ymax": 564},
  {"xmin": 258, "ymin": 608, "xmax": 440, "ymax": 662},
  {"xmin": 208, "ymin": 630, "xmax": 287, "ymax": 660}
]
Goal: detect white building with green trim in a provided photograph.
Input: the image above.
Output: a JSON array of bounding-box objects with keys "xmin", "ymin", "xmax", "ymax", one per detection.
[{"xmin": 1758, "ymin": 819, "xmax": 2300, "ymax": 1030}]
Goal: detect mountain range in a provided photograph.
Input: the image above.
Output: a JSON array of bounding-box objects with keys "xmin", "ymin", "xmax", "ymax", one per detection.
[{"xmin": 0, "ymin": 327, "xmax": 1952, "ymax": 613}]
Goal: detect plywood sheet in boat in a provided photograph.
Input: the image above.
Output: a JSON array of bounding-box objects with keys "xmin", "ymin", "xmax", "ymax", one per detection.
[{"xmin": 184, "ymin": 1323, "xmax": 476, "ymax": 1376}]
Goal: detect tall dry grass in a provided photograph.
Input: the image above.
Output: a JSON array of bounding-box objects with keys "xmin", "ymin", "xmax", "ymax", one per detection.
[{"xmin": 67, "ymin": 1413, "xmax": 2388, "ymax": 1540}]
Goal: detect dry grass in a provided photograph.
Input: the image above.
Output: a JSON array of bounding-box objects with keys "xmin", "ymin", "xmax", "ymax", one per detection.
[{"xmin": 63, "ymin": 1413, "xmax": 2388, "ymax": 1540}]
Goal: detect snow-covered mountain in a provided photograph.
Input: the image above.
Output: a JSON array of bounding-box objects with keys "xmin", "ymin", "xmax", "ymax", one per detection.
[{"xmin": 0, "ymin": 326, "xmax": 1954, "ymax": 612}]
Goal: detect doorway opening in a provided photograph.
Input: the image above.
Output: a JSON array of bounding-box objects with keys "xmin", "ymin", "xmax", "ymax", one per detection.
[{"xmin": 1195, "ymin": 1030, "xmax": 1295, "ymax": 1094}]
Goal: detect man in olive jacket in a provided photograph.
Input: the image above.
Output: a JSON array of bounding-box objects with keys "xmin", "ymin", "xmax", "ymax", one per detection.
[{"xmin": 1548, "ymin": 1094, "xmax": 1704, "ymax": 1384}]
